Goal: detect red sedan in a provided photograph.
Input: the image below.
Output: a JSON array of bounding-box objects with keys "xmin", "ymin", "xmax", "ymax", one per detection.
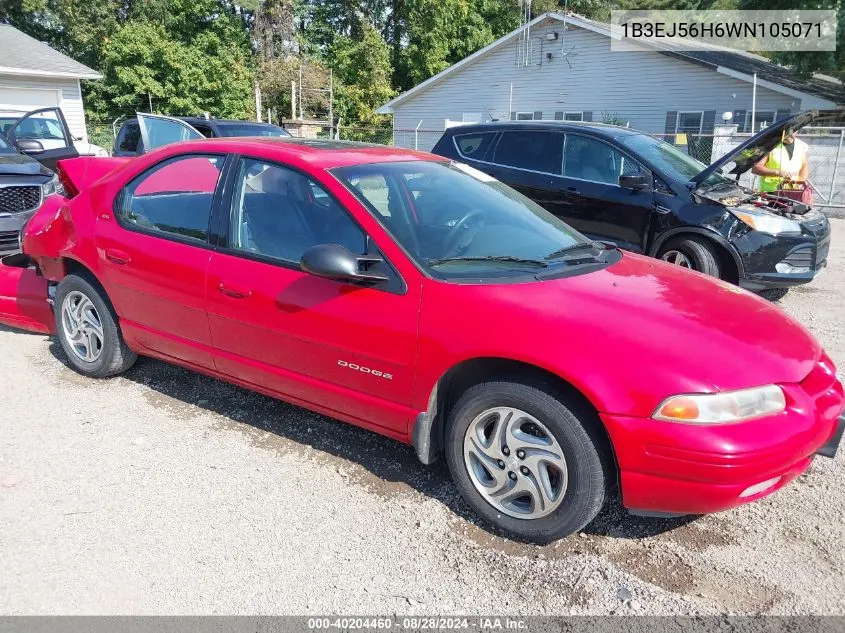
[{"xmin": 1, "ymin": 116, "xmax": 842, "ymax": 542}]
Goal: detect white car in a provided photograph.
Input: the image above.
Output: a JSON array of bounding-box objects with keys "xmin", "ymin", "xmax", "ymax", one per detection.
[{"xmin": 0, "ymin": 108, "xmax": 108, "ymax": 159}]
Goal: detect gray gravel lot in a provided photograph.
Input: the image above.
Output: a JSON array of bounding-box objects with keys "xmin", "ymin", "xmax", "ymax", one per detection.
[{"xmin": 1, "ymin": 221, "xmax": 844, "ymax": 616}]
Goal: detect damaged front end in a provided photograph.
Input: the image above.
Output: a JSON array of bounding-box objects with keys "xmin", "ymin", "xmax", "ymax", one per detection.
[{"xmin": 0, "ymin": 155, "xmax": 126, "ymax": 334}]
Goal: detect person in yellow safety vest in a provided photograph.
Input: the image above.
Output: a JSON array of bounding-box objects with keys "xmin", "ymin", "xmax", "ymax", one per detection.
[{"xmin": 751, "ymin": 130, "xmax": 809, "ymax": 192}]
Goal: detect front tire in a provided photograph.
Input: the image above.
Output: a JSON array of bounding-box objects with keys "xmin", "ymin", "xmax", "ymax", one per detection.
[
  {"xmin": 658, "ymin": 236, "xmax": 721, "ymax": 278},
  {"xmin": 444, "ymin": 380, "xmax": 608, "ymax": 543},
  {"xmin": 55, "ymin": 273, "xmax": 137, "ymax": 378}
]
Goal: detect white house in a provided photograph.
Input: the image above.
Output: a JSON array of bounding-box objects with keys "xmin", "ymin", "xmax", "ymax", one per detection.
[
  {"xmin": 0, "ymin": 24, "xmax": 101, "ymax": 142},
  {"xmin": 377, "ymin": 12, "xmax": 843, "ymax": 151}
]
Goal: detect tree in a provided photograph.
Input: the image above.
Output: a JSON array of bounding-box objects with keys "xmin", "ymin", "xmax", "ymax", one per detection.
[
  {"xmin": 330, "ymin": 23, "xmax": 396, "ymax": 126},
  {"xmin": 87, "ymin": 5, "xmax": 255, "ymax": 119},
  {"xmin": 735, "ymin": 0, "xmax": 845, "ymax": 82}
]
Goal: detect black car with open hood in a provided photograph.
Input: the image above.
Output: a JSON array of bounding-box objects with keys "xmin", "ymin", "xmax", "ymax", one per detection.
[
  {"xmin": 431, "ymin": 111, "xmax": 835, "ymax": 292},
  {"xmin": 0, "ymin": 131, "xmax": 61, "ymax": 255}
]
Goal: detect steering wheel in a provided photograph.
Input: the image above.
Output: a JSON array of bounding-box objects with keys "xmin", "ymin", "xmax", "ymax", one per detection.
[{"xmin": 442, "ymin": 210, "xmax": 485, "ymax": 257}]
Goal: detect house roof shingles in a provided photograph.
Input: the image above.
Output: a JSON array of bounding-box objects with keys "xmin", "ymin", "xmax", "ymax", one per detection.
[
  {"xmin": 663, "ymin": 49, "xmax": 844, "ymax": 106},
  {"xmin": 0, "ymin": 24, "xmax": 101, "ymax": 79}
]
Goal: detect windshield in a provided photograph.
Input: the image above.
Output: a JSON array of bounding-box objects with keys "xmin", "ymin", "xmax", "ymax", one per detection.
[
  {"xmin": 332, "ymin": 160, "xmax": 593, "ymax": 279},
  {"xmin": 620, "ymin": 133, "xmax": 732, "ymax": 188},
  {"xmin": 217, "ymin": 124, "xmax": 288, "ymax": 137}
]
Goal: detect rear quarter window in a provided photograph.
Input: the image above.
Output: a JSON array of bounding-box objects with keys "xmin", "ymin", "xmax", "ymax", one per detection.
[{"xmin": 452, "ymin": 132, "xmax": 496, "ymax": 161}]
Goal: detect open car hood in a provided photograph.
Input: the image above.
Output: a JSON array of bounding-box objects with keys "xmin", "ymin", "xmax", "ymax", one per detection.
[{"xmin": 692, "ymin": 109, "xmax": 822, "ymax": 184}]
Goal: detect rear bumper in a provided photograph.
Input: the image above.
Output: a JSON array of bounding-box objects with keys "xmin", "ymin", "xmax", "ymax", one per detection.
[{"xmin": 603, "ymin": 361, "xmax": 844, "ymax": 515}]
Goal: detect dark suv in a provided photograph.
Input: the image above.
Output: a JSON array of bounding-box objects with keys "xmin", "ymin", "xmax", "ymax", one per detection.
[
  {"xmin": 113, "ymin": 116, "xmax": 290, "ymax": 156},
  {"xmin": 432, "ymin": 112, "xmax": 832, "ymax": 291}
]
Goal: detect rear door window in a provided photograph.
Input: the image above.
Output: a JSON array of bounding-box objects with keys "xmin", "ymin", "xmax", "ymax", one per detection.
[
  {"xmin": 493, "ymin": 131, "xmax": 563, "ymax": 175},
  {"xmin": 563, "ymin": 135, "xmax": 648, "ymax": 185},
  {"xmin": 118, "ymin": 154, "xmax": 224, "ymax": 242}
]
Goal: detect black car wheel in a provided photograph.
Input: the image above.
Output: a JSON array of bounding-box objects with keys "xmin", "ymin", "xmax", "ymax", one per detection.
[
  {"xmin": 658, "ymin": 236, "xmax": 721, "ymax": 278},
  {"xmin": 444, "ymin": 379, "xmax": 609, "ymax": 543},
  {"xmin": 55, "ymin": 273, "xmax": 137, "ymax": 378}
]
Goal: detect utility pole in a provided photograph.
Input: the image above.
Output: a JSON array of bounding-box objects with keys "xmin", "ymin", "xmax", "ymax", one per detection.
[
  {"xmin": 291, "ymin": 81, "xmax": 297, "ymax": 119},
  {"xmin": 328, "ymin": 68, "xmax": 333, "ymax": 138},
  {"xmin": 298, "ymin": 64, "xmax": 303, "ymax": 120},
  {"xmin": 148, "ymin": 93, "xmax": 153, "ymax": 113}
]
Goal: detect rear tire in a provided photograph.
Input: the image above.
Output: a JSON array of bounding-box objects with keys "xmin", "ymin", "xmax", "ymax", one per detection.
[
  {"xmin": 444, "ymin": 380, "xmax": 608, "ymax": 543},
  {"xmin": 54, "ymin": 273, "xmax": 137, "ymax": 378},
  {"xmin": 658, "ymin": 236, "xmax": 721, "ymax": 278}
]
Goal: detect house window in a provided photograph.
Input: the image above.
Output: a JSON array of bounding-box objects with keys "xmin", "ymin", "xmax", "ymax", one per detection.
[
  {"xmin": 676, "ymin": 112, "xmax": 704, "ymax": 134},
  {"xmin": 564, "ymin": 112, "xmax": 583, "ymax": 122},
  {"xmin": 744, "ymin": 111, "xmax": 776, "ymax": 133},
  {"xmin": 515, "ymin": 112, "xmax": 535, "ymax": 120}
]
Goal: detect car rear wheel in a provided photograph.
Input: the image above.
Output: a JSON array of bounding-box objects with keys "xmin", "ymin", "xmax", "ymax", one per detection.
[
  {"xmin": 657, "ymin": 236, "xmax": 721, "ymax": 278},
  {"xmin": 444, "ymin": 380, "xmax": 608, "ymax": 543},
  {"xmin": 55, "ymin": 273, "xmax": 137, "ymax": 378}
]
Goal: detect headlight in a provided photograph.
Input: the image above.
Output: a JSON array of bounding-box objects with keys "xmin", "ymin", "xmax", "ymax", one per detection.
[
  {"xmin": 730, "ymin": 208, "xmax": 800, "ymax": 235},
  {"xmin": 41, "ymin": 175, "xmax": 65, "ymax": 199},
  {"xmin": 653, "ymin": 385, "xmax": 786, "ymax": 424}
]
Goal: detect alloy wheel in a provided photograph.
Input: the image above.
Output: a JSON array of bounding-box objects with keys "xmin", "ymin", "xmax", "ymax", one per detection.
[
  {"xmin": 660, "ymin": 249, "xmax": 693, "ymax": 268},
  {"xmin": 61, "ymin": 291, "xmax": 105, "ymax": 363},
  {"xmin": 462, "ymin": 406, "xmax": 568, "ymax": 519}
]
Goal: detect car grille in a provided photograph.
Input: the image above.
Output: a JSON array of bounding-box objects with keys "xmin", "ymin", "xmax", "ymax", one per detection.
[
  {"xmin": 0, "ymin": 185, "xmax": 41, "ymax": 214},
  {"xmin": 0, "ymin": 230, "xmax": 19, "ymax": 253}
]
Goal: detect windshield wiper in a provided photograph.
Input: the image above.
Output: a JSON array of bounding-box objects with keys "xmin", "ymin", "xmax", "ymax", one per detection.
[
  {"xmin": 427, "ymin": 255, "xmax": 548, "ymax": 268},
  {"xmin": 544, "ymin": 241, "xmax": 604, "ymax": 261}
]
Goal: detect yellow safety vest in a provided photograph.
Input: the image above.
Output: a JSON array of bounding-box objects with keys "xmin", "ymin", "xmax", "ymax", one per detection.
[{"xmin": 759, "ymin": 139, "xmax": 808, "ymax": 192}]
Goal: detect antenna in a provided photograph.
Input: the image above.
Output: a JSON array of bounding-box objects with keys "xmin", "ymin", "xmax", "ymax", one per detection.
[
  {"xmin": 517, "ymin": 0, "xmax": 532, "ymax": 66},
  {"xmin": 560, "ymin": 0, "xmax": 577, "ymax": 68}
]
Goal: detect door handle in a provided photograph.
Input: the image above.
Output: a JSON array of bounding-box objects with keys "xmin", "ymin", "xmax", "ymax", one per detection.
[
  {"xmin": 567, "ymin": 187, "xmax": 580, "ymax": 194},
  {"xmin": 218, "ymin": 281, "xmax": 252, "ymax": 299},
  {"xmin": 105, "ymin": 249, "xmax": 131, "ymax": 265}
]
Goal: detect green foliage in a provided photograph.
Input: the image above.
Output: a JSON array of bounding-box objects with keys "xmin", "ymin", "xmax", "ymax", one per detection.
[
  {"xmin": 734, "ymin": 0, "xmax": 844, "ymax": 81},
  {"xmin": 330, "ymin": 23, "xmax": 396, "ymax": 126},
  {"xmin": 88, "ymin": 19, "xmax": 254, "ymax": 120}
]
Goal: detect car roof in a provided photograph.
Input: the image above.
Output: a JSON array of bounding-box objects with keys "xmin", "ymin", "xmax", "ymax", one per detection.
[
  {"xmin": 180, "ymin": 117, "xmax": 281, "ymax": 128},
  {"xmin": 158, "ymin": 137, "xmax": 442, "ymax": 169},
  {"xmin": 447, "ymin": 120, "xmax": 650, "ymax": 141}
]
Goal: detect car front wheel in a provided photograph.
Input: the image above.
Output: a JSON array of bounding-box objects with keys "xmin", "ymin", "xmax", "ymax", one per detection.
[
  {"xmin": 657, "ymin": 236, "xmax": 721, "ymax": 278},
  {"xmin": 55, "ymin": 273, "xmax": 137, "ymax": 378},
  {"xmin": 445, "ymin": 380, "xmax": 609, "ymax": 543}
]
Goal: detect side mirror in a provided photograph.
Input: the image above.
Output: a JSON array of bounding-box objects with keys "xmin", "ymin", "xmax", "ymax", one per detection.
[
  {"xmin": 619, "ymin": 174, "xmax": 649, "ymax": 190},
  {"xmin": 300, "ymin": 244, "xmax": 389, "ymax": 284},
  {"xmin": 15, "ymin": 138, "xmax": 44, "ymax": 154}
]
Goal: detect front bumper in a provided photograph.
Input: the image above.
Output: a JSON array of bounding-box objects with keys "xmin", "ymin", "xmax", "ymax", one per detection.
[
  {"xmin": 734, "ymin": 212, "xmax": 831, "ymax": 291},
  {"xmin": 0, "ymin": 209, "xmax": 35, "ymax": 255},
  {"xmin": 603, "ymin": 356, "xmax": 844, "ymax": 515}
]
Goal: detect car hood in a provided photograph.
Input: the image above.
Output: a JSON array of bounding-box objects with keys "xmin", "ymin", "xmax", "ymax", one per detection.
[
  {"xmin": 692, "ymin": 109, "xmax": 823, "ymax": 184},
  {"xmin": 546, "ymin": 254, "xmax": 819, "ymax": 389},
  {"xmin": 0, "ymin": 151, "xmax": 52, "ymax": 177}
]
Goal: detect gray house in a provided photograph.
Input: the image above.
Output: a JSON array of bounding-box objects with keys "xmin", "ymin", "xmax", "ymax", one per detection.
[{"xmin": 377, "ymin": 12, "xmax": 844, "ymax": 151}]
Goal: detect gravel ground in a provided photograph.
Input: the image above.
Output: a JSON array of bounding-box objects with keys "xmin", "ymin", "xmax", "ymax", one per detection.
[{"xmin": 1, "ymin": 221, "xmax": 844, "ymax": 616}]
